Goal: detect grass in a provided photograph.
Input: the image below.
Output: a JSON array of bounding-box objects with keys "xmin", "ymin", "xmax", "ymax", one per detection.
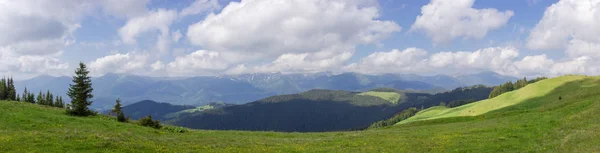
[
  {"xmin": 399, "ymin": 75, "xmax": 587, "ymax": 124},
  {"xmin": 1, "ymin": 75, "xmax": 600, "ymax": 152},
  {"xmin": 358, "ymin": 91, "xmax": 402, "ymax": 104}
]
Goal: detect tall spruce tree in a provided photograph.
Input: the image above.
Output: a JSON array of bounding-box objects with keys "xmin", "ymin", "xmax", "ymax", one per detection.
[
  {"xmin": 67, "ymin": 62, "xmax": 94, "ymax": 116},
  {"xmin": 0, "ymin": 77, "xmax": 6, "ymax": 100},
  {"xmin": 7, "ymin": 77, "xmax": 16, "ymax": 100}
]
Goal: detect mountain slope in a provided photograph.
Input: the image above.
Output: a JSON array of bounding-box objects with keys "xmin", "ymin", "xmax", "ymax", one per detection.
[
  {"xmin": 1, "ymin": 75, "xmax": 600, "ymax": 152},
  {"xmin": 399, "ymin": 75, "xmax": 585, "ymax": 124},
  {"xmin": 169, "ymin": 89, "xmax": 423, "ymax": 132}
]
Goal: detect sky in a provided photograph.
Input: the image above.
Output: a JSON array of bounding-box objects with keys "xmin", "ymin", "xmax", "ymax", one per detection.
[{"xmin": 1, "ymin": 0, "xmax": 599, "ymax": 79}]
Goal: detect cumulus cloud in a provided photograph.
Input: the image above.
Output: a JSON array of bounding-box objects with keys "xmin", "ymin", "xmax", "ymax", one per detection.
[
  {"xmin": 527, "ymin": 0, "xmax": 600, "ymax": 50},
  {"xmin": 89, "ymin": 52, "xmax": 149, "ymax": 76},
  {"xmin": 182, "ymin": 0, "xmax": 399, "ymax": 74},
  {"xmin": 118, "ymin": 9, "xmax": 177, "ymax": 44},
  {"xmin": 345, "ymin": 47, "xmax": 521, "ymax": 75},
  {"xmin": 151, "ymin": 61, "xmax": 165, "ymax": 71},
  {"xmin": 513, "ymin": 55, "xmax": 555, "ymax": 76},
  {"xmin": 343, "ymin": 48, "xmax": 429, "ymax": 74},
  {"xmin": 0, "ymin": 0, "xmax": 96, "ymax": 77},
  {"xmin": 166, "ymin": 50, "xmax": 233, "ymax": 76},
  {"xmin": 411, "ymin": 0, "xmax": 514, "ymax": 44}
]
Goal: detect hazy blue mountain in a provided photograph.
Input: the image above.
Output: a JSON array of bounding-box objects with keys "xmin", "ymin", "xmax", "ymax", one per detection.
[
  {"xmin": 454, "ymin": 71, "xmax": 519, "ymax": 86},
  {"xmin": 14, "ymin": 72, "xmax": 514, "ymax": 111}
]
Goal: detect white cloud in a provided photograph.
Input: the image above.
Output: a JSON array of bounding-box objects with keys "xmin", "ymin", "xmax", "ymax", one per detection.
[
  {"xmin": 527, "ymin": 0, "xmax": 600, "ymax": 50},
  {"xmin": 181, "ymin": 0, "xmax": 399, "ymax": 75},
  {"xmin": 411, "ymin": 0, "xmax": 514, "ymax": 44},
  {"xmin": 0, "ymin": 0, "xmax": 93, "ymax": 77},
  {"xmin": 151, "ymin": 61, "xmax": 165, "ymax": 71},
  {"xmin": 228, "ymin": 51, "xmax": 354, "ymax": 75},
  {"xmin": 89, "ymin": 52, "xmax": 149, "ymax": 76},
  {"xmin": 0, "ymin": 0, "xmax": 93, "ymax": 55},
  {"xmin": 180, "ymin": 0, "xmax": 221, "ymax": 17},
  {"xmin": 566, "ymin": 39, "xmax": 600, "ymax": 58},
  {"xmin": 166, "ymin": 50, "xmax": 232, "ymax": 76},
  {"xmin": 118, "ymin": 9, "xmax": 177, "ymax": 45},
  {"xmin": 18, "ymin": 55, "xmax": 69, "ymax": 75},
  {"xmin": 187, "ymin": 0, "xmax": 399, "ymax": 57},
  {"xmin": 345, "ymin": 47, "xmax": 521, "ymax": 76},
  {"xmin": 550, "ymin": 56, "xmax": 600, "ymax": 75},
  {"xmin": 513, "ymin": 54, "xmax": 555, "ymax": 76},
  {"xmin": 343, "ymin": 48, "xmax": 428, "ymax": 74}
]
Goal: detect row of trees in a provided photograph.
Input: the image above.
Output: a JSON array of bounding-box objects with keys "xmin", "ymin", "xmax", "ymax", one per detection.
[
  {"xmin": 488, "ymin": 77, "xmax": 548, "ymax": 99},
  {"xmin": 0, "ymin": 77, "xmax": 66, "ymax": 108},
  {"xmin": 368, "ymin": 107, "xmax": 419, "ymax": 129},
  {"xmin": 0, "ymin": 77, "xmax": 17, "ymax": 101}
]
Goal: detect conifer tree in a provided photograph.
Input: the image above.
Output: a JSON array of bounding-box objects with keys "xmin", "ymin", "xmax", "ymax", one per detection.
[
  {"xmin": 16, "ymin": 94, "xmax": 20, "ymax": 102},
  {"xmin": 37, "ymin": 91, "xmax": 45, "ymax": 105},
  {"xmin": 28, "ymin": 93, "xmax": 36, "ymax": 103},
  {"xmin": 47, "ymin": 91, "xmax": 54, "ymax": 106},
  {"xmin": 0, "ymin": 77, "xmax": 6, "ymax": 100},
  {"xmin": 7, "ymin": 77, "xmax": 16, "ymax": 100},
  {"xmin": 112, "ymin": 98, "xmax": 127, "ymax": 122},
  {"xmin": 22, "ymin": 88, "xmax": 29, "ymax": 102},
  {"xmin": 55, "ymin": 96, "xmax": 64, "ymax": 108},
  {"xmin": 67, "ymin": 62, "xmax": 95, "ymax": 116}
]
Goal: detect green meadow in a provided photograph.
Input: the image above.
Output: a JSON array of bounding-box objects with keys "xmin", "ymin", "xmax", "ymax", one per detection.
[{"xmin": 1, "ymin": 75, "xmax": 599, "ymax": 152}]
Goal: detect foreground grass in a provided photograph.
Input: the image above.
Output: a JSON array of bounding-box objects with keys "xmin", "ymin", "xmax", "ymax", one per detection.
[
  {"xmin": 1, "ymin": 75, "xmax": 600, "ymax": 152},
  {"xmin": 358, "ymin": 91, "xmax": 402, "ymax": 104}
]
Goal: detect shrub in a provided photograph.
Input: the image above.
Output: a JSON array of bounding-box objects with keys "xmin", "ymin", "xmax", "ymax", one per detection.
[
  {"xmin": 138, "ymin": 116, "xmax": 161, "ymax": 129},
  {"xmin": 162, "ymin": 126, "xmax": 188, "ymax": 133}
]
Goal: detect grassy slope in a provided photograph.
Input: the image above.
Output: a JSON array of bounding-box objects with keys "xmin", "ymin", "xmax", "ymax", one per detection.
[
  {"xmin": 1, "ymin": 75, "xmax": 600, "ymax": 152},
  {"xmin": 400, "ymin": 75, "xmax": 586, "ymax": 124},
  {"xmin": 357, "ymin": 91, "xmax": 402, "ymax": 104}
]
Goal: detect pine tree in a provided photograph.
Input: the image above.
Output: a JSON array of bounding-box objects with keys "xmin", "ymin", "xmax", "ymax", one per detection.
[
  {"xmin": 16, "ymin": 94, "xmax": 20, "ymax": 102},
  {"xmin": 112, "ymin": 98, "xmax": 127, "ymax": 122},
  {"xmin": 46, "ymin": 90, "xmax": 54, "ymax": 106},
  {"xmin": 37, "ymin": 91, "xmax": 45, "ymax": 105},
  {"xmin": 22, "ymin": 87, "xmax": 29, "ymax": 102},
  {"xmin": 28, "ymin": 93, "xmax": 36, "ymax": 103},
  {"xmin": 55, "ymin": 96, "xmax": 64, "ymax": 108},
  {"xmin": 67, "ymin": 62, "xmax": 95, "ymax": 116},
  {"xmin": 0, "ymin": 77, "xmax": 6, "ymax": 100},
  {"xmin": 7, "ymin": 77, "xmax": 16, "ymax": 100}
]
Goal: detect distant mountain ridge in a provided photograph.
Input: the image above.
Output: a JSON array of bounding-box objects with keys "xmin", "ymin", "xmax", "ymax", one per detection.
[
  {"xmin": 15, "ymin": 72, "xmax": 515, "ymax": 110},
  {"xmin": 120, "ymin": 85, "xmax": 493, "ymax": 132}
]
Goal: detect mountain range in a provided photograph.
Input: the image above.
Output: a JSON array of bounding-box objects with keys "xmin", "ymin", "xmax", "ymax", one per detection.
[
  {"xmin": 14, "ymin": 72, "xmax": 516, "ymax": 110},
  {"xmin": 119, "ymin": 85, "xmax": 493, "ymax": 132}
]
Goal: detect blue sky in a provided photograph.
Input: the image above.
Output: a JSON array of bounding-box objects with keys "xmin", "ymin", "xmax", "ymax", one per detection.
[{"xmin": 1, "ymin": 0, "xmax": 599, "ymax": 79}]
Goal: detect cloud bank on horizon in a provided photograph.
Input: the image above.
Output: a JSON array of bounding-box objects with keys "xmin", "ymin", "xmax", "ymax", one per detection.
[{"xmin": 0, "ymin": 0, "xmax": 598, "ymax": 79}]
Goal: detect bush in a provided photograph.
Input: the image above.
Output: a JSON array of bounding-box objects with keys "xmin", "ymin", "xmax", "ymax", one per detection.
[
  {"xmin": 138, "ymin": 116, "xmax": 161, "ymax": 129},
  {"xmin": 162, "ymin": 126, "xmax": 188, "ymax": 133}
]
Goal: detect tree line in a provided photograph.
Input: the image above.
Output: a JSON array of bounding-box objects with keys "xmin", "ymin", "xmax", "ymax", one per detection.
[
  {"xmin": 0, "ymin": 77, "xmax": 65, "ymax": 108},
  {"xmin": 488, "ymin": 77, "xmax": 548, "ymax": 99}
]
